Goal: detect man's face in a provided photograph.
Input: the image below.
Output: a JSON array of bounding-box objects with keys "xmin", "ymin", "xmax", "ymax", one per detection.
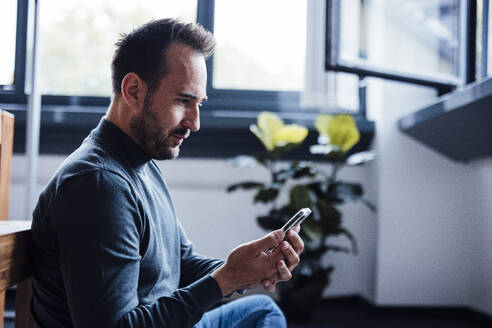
[{"xmin": 130, "ymin": 43, "xmax": 207, "ymax": 160}]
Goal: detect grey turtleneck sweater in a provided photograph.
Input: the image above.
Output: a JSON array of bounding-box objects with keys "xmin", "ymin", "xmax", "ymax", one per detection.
[{"xmin": 30, "ymin": 118, "xmax": 224, "ymax": 327}]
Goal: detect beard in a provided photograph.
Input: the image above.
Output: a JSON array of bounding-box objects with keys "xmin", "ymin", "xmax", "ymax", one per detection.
[{"xmin": 129, "ymin": 93, "xmax": 188, "ymax": 160}]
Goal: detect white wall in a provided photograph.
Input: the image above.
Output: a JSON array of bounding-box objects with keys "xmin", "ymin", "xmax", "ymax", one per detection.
[
  {"xmin": 370, "ymin": 79, "xmax": 492, "ymax": 316},
  {"xmin": 319, "ymin": 163, "xmax": 377, "ymax": 301},
  {"xmin": 468, "ymin": 158, "xmax": 492, "ymax": 315},
  {"xmin": 373, "ymin": 82, "xmax": 492, "ymax": 315},
  {"xmin": 10, "ymin": 154, "xmax": 377, "ymax": 300},
  {"xmin": 373, "ymin": 81, "xmax": 475, "ymax": 307}
]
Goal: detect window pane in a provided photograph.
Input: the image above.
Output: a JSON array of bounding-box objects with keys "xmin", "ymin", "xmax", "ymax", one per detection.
[
  {"xmin": 0, "ymin": 0, "xmax": 17, "ymax": 86},
  {"xmin": 213, "ymin": 0, "xmax": 306, "ymax": 91},
  {"xmin": 336, "ymin": 73, "xmax": 359, "ymax": 111},
  {"xmin": 339, "ymin": 0, "xmax": 461, "ymax": 81},
  {"xmin": 39, "ymin": 0, "xmax": 197, "ymax": 96},
  {"xmin": 476, "ymin": 0, "xmax": 484, "ymax": 78}
]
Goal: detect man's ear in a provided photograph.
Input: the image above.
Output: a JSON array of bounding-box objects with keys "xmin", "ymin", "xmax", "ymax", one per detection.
[{"xmin": 121, "ymin": 72, "xmax": 147, "ymax": 109}]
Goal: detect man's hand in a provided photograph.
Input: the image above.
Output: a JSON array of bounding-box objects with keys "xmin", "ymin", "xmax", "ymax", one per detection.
[
  {"xmin": 211, "ymin": 229, "xmax": 288, "ymax": 297},
  {"xmin": 211, "ymin": 226, "xmax": 305, "ymax": 296},
  {"xmin": 262, "ymin": 224, "xmax": 304, "ymax": 292}
]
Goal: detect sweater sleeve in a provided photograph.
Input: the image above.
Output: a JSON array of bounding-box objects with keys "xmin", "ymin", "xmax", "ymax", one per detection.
[
  {"xmin": 178, "ymin": 221, "xmax": 224, "ymax": 289},
  {"xmin": 52, "ymin": 170, "xmax": 223, "ymax": 328}
]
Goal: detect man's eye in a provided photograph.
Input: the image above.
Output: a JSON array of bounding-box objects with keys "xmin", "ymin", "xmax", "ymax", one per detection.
[{"xmin": 178, "ymin": 98, "xmax": 190, "ymax": 104}]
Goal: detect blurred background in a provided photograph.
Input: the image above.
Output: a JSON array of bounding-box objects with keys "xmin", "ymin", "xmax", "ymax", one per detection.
[{"xmin": 1, "ymin": 0, "xmax": 491, "ymax": 326}]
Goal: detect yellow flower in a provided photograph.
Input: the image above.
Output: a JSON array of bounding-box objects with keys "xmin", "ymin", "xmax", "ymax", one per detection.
[
  {"xmin": 315, "ymin": 114, "xmax": 360, "ymax": 152},
  {"xmin": 250, "ymin": 112, "xmax": 308, "ymax": 151}
]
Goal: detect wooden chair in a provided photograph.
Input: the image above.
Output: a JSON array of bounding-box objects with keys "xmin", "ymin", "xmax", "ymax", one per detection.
[{"xmin": 0, "ymin": 109, "xmax": 34, "ymax": 328}]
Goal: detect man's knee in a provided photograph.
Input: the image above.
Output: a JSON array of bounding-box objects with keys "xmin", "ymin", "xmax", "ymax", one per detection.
[
  {"xmin": 248, "ymin": 295, "xmax": 283, "ymax": 314},
  {"xmin": 244, "ymin": 295, "xmax": 286, "ymax": 326}
]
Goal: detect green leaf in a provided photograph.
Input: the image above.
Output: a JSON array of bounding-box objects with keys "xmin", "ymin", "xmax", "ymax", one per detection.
[
  {"xmin": 317, "ymin": 200, "xmax": 342, "ymax": 233},
  {"xmin": 306, "ymin": 181, "xmax": 325, "ymax": 199},
  {"xmin": 337, "ymin": 228, "xmax": 359, "ymax": 255},
  {"xmin": 253, "ymin": 187, "xmax": 279, "ymax": 203},
  {"xmin": 326, "ymin": 181, "xmax": 363, "ymax": 203},
  {"xmin": 256, "ymin": 207, "xmax": 291, "ymax": 230},
  {"xmin": 266, "ymin": 142, "xmax": 304, "ymax": 159},
  {"xmin": 251, "ymin": 154, "xmax": 270, "ymax": 167},
  {"xmin": 273, "ymin": 163, "xmax": 317, "ymax": 184},
  {"xmin": 226, "ymin": 181, "xmax": 265, "ymax": 192},
  {"xmin": 292, "ymin": 162, "xmax": 318, "ymax": 179},
  {"xmin": 301, "ymin": 220, "xmax": 323, "ymax": 243},
  {"xmin": 257, "ymin": 215, "xmax": 284, "ymax": 230},
  {"xmin": 289, "ymin": 185, "xmax": 312, "ymax": 209},
  {"xmin": 291, "ymin": 166, "xmax": 316, "ymax": 179},
  {"xmin": 362, "ymin": 198, "xmax": 377, "ymax": 213},
  {"xmin": 310, "ymin": 145, "xmax": 346, "ymax": 162}
]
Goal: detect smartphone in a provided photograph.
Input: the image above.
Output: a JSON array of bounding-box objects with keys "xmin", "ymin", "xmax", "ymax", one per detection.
[
  {"xmin": 266, "ymin": 208, "xmax": 312, "ymax": 253},
  {"xmin": 280, "ymin": 208, "xmax": 312, "ymax": 234}
]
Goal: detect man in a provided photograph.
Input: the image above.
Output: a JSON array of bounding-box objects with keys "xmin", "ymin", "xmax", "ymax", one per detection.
[{"xmin": 30, "ymin": 18, "xmax": 304, "ymax": 327}]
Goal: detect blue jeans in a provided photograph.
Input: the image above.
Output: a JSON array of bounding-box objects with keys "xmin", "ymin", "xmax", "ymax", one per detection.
[{"xmin": 194, "ymin": 295, "xmax": 287, "ymax": 328}]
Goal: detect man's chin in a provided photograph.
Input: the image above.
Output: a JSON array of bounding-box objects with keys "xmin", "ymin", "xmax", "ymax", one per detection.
[{"xmin": 153, "ymin": 145, "xmax": 180, "ymax": 160}]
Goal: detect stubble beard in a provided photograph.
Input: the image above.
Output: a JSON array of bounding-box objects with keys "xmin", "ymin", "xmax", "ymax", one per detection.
[{"xmin": 129, "ymin": 93, "xmax": 179, "ymax": 160}]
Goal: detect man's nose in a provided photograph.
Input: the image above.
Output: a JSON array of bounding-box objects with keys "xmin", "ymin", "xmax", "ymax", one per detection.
[{"xmin": 183, "ymin": 106, "xmax": 200, "ymax": 132}]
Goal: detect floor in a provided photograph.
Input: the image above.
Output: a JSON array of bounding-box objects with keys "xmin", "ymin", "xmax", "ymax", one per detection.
[
  {"xmin": 285, "ymin": 297, "xmax": 492, "ymax": 328},
  {"xmin": 5, "ymin": 295, "xmax": 492, "ymax": 327}
]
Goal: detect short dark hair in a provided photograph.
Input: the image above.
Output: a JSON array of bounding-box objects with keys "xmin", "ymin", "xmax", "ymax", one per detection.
[{"xmin": 111, "ymin": 18, "xmax": 215, "ymax": 95}]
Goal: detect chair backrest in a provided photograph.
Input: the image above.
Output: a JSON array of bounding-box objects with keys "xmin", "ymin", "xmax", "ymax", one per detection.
[
  {"xmin": 0, "ymin": 109, "xmax": 14, "ymax": 221},
  {"xmin": 0, "ymin": 109, "xmax": 34, "ymax": 328}
]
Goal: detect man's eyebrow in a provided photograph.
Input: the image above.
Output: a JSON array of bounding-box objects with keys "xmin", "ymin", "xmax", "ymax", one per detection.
[{"xmin": 177, "ymin": 92, "xmax": 208, "ymax": 102}]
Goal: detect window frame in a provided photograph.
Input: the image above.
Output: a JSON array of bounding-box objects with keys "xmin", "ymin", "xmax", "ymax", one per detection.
[
  {"xmin": 0, "ymin": 0, "xmax": 28, "ymax": 96},
  {"xmin": 197, "ymin": 0, "xmax": 306, "ymax": 113},
  {"xmin": 0, "ymin": 0, "xmax": 308, "ymax": 111},
  {"xmin": 325, "ymin": 0, "xmax": 474, "ymax": 96}
]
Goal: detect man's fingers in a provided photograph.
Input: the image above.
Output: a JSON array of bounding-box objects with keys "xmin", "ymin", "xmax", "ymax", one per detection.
[
  {"xmin": 252, "ymin": 229, "xmax": 285, "ymax": 253},
  {"xmin": 277, "ymin": 260, "xmax": 292, "ymax": 281},
  {"xmin": 262, "ymin": 279, "xmax": 277, "ymax": 293},
  {"xmin": 280, "ymin": 241, "xmax": 300, "ymax": 271},
  {"xmin": 286, "ymin": 229, "xmax": 304, "ymax": 255}
]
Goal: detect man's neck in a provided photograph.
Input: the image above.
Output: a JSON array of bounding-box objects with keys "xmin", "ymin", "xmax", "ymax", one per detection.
[{"xmin": 106, "ymin": 97, "xmax": 133, "ymax": 139}]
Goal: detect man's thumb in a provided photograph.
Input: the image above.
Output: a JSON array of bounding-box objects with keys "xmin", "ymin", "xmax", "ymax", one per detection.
[{"xmin": 253, "ymin": 230, "xmax": 285, "ymax": 253}]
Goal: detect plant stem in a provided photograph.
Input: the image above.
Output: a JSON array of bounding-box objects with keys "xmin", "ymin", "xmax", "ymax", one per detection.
[
  {"xmin": 330, "ymin": 162, "xmax": 341, "ymax": 182},
  {"xmin": 267, "ymin": 159, "xmax": 275, "ymax": 183},
  {"xmin": 267, "ymin": 159, "xmax": 278, "ymax": 210}
]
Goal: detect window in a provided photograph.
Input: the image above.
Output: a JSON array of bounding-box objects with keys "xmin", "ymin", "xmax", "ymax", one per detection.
[
  {"xmin": 213, "ymin": 0, "xmax": 306, "ymax": 92},
  {"xmin": 480, "ymin": 0, "xmax": 492, "ymax": 78},
  {"xmin": 340, "ymin": 0, "xmax": 461, "ymax": 81},
  {"xmin": 0, "ymin": 0, "xmax": 18, "ymax": 88},
  {"xmin": 38, "ymin": 0, "xmax": 197, "ymax": 96},
  {"xmin": 328, "ymin": 0, "xmax": 463, "ymax": 95},
  {"xmin": 3, "ymin": 0, "xmax": 361, "ymax": 112}
]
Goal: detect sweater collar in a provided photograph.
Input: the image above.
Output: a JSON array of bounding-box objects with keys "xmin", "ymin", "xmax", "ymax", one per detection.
[{"xmin": 91, "ymin": 117, "xmax": 151, "ymax": 168}]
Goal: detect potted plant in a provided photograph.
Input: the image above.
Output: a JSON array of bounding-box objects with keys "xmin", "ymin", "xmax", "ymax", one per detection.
[{"xmin": 227, "ymin": 112, "xmax": 375, "ymax": 322}]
